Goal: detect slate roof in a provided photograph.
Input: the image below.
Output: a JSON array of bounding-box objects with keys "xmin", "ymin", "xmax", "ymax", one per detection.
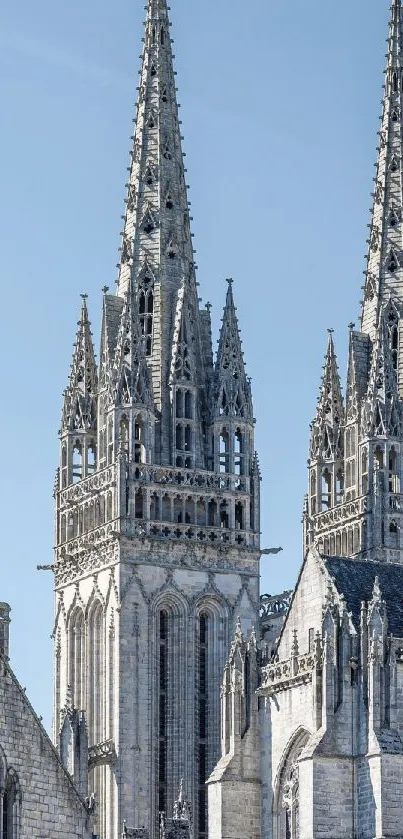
[{"xmin": 322, "ymin": 555, "xmax": 403, "ymax": 637}]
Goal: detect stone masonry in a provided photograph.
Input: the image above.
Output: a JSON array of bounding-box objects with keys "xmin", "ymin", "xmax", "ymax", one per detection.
[{"xmin": 0, "ymin": 606, "xmax": 92, "ymax": 839}]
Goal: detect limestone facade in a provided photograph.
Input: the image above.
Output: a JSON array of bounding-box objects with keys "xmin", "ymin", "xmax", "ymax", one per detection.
[
  {"xmin": 52, "ymin": 2, "xmax": 260, "ymax": 839},
  {"xmin": 208, "ymin": 3, "xmax": 403, "ymax": 839},
  {"xmin": 0, "ymin": 605, "xmax": 92, "ymax": 839}
]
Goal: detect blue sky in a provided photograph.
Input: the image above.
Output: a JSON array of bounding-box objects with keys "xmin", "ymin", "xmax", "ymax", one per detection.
[{"xmin": 0, "ymin": 0, "xmax": 390, "ymax": 730}]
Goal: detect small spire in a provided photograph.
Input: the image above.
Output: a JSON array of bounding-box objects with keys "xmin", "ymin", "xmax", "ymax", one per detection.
[
  {"xmin": 310, "ymin": 331, "xmax": 344, "ymax": 461},
  {"xmin": 214, "ymin": 282, "xmax": 253, "ymax": 420},
  {"xmin": 61, "ymin": 297, "xmax": 98, "ymax": 434}
]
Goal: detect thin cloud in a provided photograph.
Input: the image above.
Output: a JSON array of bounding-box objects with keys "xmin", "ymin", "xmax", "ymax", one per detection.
[{"xmin": 0, "ymin": 28, "xmax": 132, "ymax": 89}]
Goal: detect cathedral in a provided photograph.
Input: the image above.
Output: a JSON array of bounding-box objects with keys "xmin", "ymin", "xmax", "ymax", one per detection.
[{"xmin": 2, "ymin": 1, "xmax": 403, "ymax": 839}]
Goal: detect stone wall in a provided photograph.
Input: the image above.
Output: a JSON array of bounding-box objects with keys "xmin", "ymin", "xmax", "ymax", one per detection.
[{"xmin": 0, "ymin": 653, "xmax": 91, "ymax": 839}]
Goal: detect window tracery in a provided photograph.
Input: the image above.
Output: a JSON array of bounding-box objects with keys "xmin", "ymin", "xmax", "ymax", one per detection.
[
  {"xmin": 139, "ymin": 274, "xmax": 154, "ymax": 356},
  {"xmin": 276, "ymin": 733, "xmax": 309, "ymax": 839}
]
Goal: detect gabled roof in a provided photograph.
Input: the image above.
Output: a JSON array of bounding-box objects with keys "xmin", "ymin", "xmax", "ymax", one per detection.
[{"xmin": 323, "ymin": 554, "xmax": 403, "ymax": 637}]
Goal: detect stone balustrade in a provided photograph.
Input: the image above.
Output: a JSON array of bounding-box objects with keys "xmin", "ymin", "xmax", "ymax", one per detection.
[{"xmin": 259, "ymin": 648, "xmax": 320, "ymax": 695}]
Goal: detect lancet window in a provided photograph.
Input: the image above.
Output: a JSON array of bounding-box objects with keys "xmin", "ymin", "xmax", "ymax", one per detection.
[
  {"xmin": 388, "ymin": 313, "xmax": 399, "ymax": 373},
  {"xmin": 134, "ymin": 416, "xmax": 146, "ymax": 464},
  {"xmin": 119, "ymin": 416, "xmax": 130, "ymax": 457},
  {"xmin": 139, "ymin": 275, "xmax": 154, "ymax": 356},
  {"xmin": 320, "ymin": 469, "xmax": 331, "ymax": 511},
  {"xmin": 72, "ymin": 442, "xmax": 83, "ymax": 483},
  {"xmin": 234, "ymin": 428, "xmax": 244, "ymax": 476},
  {"xmin": 219, "ymin": 431, "xmax": 229, "ymax": 474},
  {"xmin": 174, "ymin": 386, "xmax": 195, "ymax": 467},
  {"xmin": 107, "ymin": 418, "xmax": 114, "ymax": 465},
  {"xmin": 88, "ymin": 602, "xmax": 104, "ymax": 746},
  {"xmin": 1, "ymin": 770, "xmax": 20, "ymax": 839},
  {"xmin": 389, "ymin": 446, "xmax": 400, "ymax": 493},
  {"xmin": 275, "ymin": 733, "xmax": 309, "ymax": 839},
  {"xmin": 61, "ymin": 445, "xmax": 68, "ymax": 488},
  {"xmin": 345, "ymin": 426, "xmax": 356, "ymax": 502},
  {"xmin": 198, "ymin": 613, "xmax": 209, "ymax": 839},
  {"xmin": 69, "ymin": 609, "xmax": 85, "ymax": 711},
  {"xmin": 158, "ymin": 610, "xmax": 168, "ymax": 817},
  {"xmin": 361, "ymin": 447, "xmax": 369, "ymax": 495}
]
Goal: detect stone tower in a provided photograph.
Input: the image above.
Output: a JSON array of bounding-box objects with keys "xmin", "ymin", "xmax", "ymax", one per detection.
[
  {"xmin": 52, "ymin": 3, "xmax": 260, "ymax": 839},
  {"xmin": 304, "ymin": 0, "xmax": 403, "ymax": 564}
]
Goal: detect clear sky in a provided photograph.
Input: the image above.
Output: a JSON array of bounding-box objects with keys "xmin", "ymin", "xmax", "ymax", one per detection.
[{"xmin": 0, "ymin": 0, "xmax": 390, "ymax": 731}]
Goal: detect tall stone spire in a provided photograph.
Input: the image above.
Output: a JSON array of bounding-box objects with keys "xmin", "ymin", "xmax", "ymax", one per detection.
[
  {"xmin": 54, "ymin": 5, "xmax": 260, "ymax": 839},
  {"xmin": 116, "ymin": 0, "xmax": 197, "ymax": 416},
  {"xmin": 362, "ymin": 0, "xmax": 403, "ymax": 338}
]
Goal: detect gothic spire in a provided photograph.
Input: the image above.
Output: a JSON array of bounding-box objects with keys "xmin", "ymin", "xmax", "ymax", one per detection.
[
  {"xmin": 62, "ymin": 295, "xmax": 97, "ymax": 433},
  {"xmin": 214, "ymin": 280, "xmax": 253, "ymax": 421},
  {"xmin": 362, "ymin": 0, "xmax": 403, "ymax": 338},
  {"xmin": 115, "ymin": 0, "xmax": 197, "ymax": 411},
  {"xmin": 310, "ymin": 331, "xmax": 344, "ymax": 461}
]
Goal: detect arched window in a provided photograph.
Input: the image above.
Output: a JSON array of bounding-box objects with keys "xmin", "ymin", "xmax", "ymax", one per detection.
[
  {"xmin": 198, "ymin": 613, "xmax": 209, "ymax": 839},
  {"xmin": 72, "ymin": 442, "xmax": 83, "ymax": 483},
  {"xmin": 235, "ymin": 501, "xmax": 244, "ymax": 530},
  {"xmin": 107, "ymin": 417, "xmax": 114, "ymax": 465},
  {"xmin": 88, "ymin": 603, "xmax": 103, "ymax": 746},
  {"xmin": 158, "ymin": 610, "xmax": 168, "ymax": 816},
  {"xmin": 393, "ymin": 71, "xmax": 398, "ymax": 93},
  {"xmin": 310, "ymin": 470, "xmax": 316, "ymax": 515},
  {"xmin": 106, "ymin": 491, "xmax": 113, "ymax": 521},
  {"xmin": 389, "ymin": 446, "xmax": 400, "ymax": 492},
  {"xmin": 185, "ymin": 391, "xmax": 193, "ymax": 419},
  {"xmin": 61, "ymin": 445, "xmax": 68, "ymax": 488},
  {"xmin": 134, "ymin": 416, "xmax": 145, "ymax": 464},
  {"xmin": 275, "ymin": 732, "xmax": 309, "ymax": 839},
  {"xmin": 219, "ymin": 430, "xmax": 229, "ymax": 474},
  {"xmin": 375, "ymin": 446, "xmax": 384, "ymax": 471},
  {"xmin": 2, "ymin": 769, "xmax": 21, "ymax": 839},
  {"xmin": 361, "ymin": 448, "xmax": 368, "ymax": 495},
  {"xmin": 119, "ymin": 416, "xmax": 129, "ymax": 457},
  {"xmin": 139, "ymin": 277, "xmax": 154, "ymax": 356},
  {"xmin": 390, "ymin": 519, "xmax": 399, "ymax": 547},
  {"xmin": 391, "ymin": 324, "xmax": 398, "ymax": 372},
  {"xmin": 234, "ymin": 428, "xmax": 243, "ymax": 476},
  {"xmin": 336, "ymin": 471, "xmax": 343, "ymax": 505},
  {"xmin": 69, "ymin": 610, "xmax": 85, "ymax": 710},
  {"xmin": 220, "ymin": 501, "xmax": 229, "ymax": 529},
  {"xmin": 176, "ymin": 389, "xmax": 183, "ymax": 418},
  {"xmin": 321, "ymin": 469, "xmax": 331, "ymax": 511},
  {"xmin": 87, "ymin": 442, "xmax": 96, "ymax": 475},
  {"xmin": 60, "ymin": 514, "xmax": 67, "ymax": 544}
]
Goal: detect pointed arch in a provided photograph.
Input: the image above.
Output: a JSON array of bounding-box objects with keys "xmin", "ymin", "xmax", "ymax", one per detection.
[
  {"xmin": 68, "ymin": 607, "xmax": 85, "ymax": 712},
  {"xmin": 2, "ymin": 767, "xmax": 21, "ymax": 839},
  {"xmin": 273, "ymin": 728, "xmax": 311, "ymax": 839},
  {"xmin": 87, "ymin": 599, "xmax": 104, "ymax": 746}
]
